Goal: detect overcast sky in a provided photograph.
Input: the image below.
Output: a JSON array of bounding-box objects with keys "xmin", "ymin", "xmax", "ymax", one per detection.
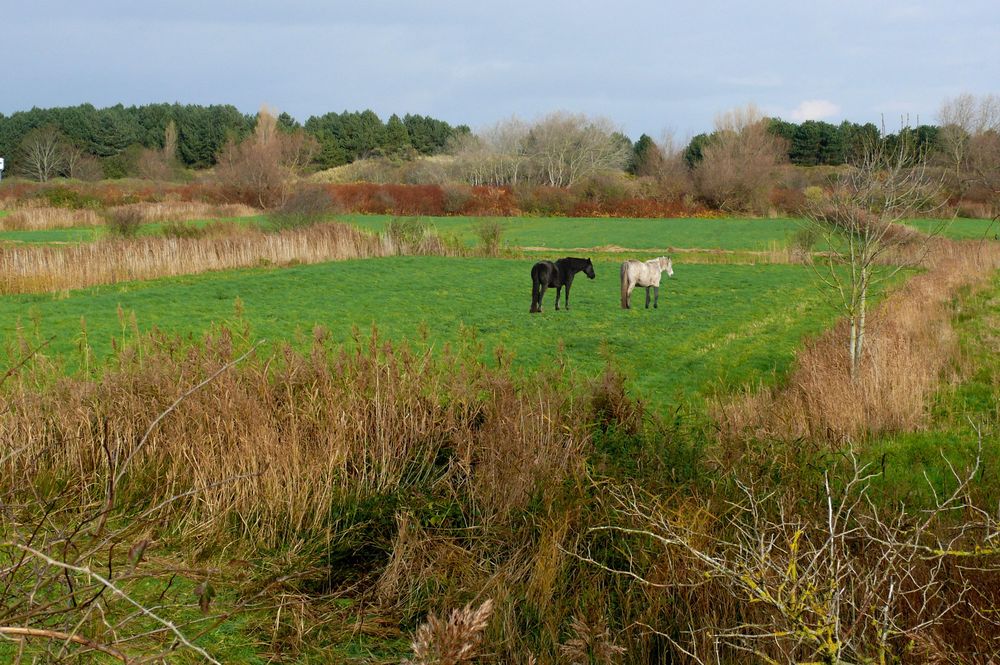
[{"xmin": 3, "ymin": 0, "xmax": 998, "ymax": 139}]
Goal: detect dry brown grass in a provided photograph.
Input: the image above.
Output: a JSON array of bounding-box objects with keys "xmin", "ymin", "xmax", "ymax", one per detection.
[
  {"xmin": 0, "ymin": 206, "xmax": 104, "ymax": 230},
  {"xmin": 0, "ymin": 328, "xmax": 603, "ymax": 662},
  {"xmin": 0, "ymin": 223, "xmax": 387, "ymax": 294},
  {"xmin": 713, "ymin": 238, "xmax": 1000, "ymax": 443},
  {"xmin": 0, "ymin": 202, "xmax": 258, "ymax": 231},
  {"xmin": 0, "ymin": 331, "xmax": 589, "ymax": 549},
  {"xmin": 405, "ymin": 599, "xmax": 494, "ymax": 665}
]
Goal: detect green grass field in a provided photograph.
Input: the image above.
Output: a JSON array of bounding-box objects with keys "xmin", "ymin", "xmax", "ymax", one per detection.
[
  {"xmin": 905, "ymin": 217, "xmax": 999, "ymax": 240},
  {"xmin": 0, "ymin": 211, "xmax": 989, "ymax": 248},
  {"xmin": 1, "ymin": 256, "xmax": 841, "ymax": 408},
  {"xmin": 340, "ymin": 214, "xmax": 804, "ymax": 250},
  {"xmin": 341, "ymin": 214, "xmax": 988, "ymax": 249}
]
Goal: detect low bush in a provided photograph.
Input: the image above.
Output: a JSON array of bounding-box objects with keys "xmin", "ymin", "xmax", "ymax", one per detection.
[
  {"xmin": 104, "ymin": 205, "xmax": 144, "ymax": 237},
  {"xmin": 266, "ymin": 186, "xmax": 340, "ymax": 231},
  {"xmin": 472, "ymin": 218, "xmax": 505, "ymax": 256}
]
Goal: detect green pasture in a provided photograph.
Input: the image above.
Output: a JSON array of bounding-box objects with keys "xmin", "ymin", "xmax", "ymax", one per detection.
[
  {"xmin": 340, "ymin": 214, "xmax": 986, "ymax": 250},
  {"xmin": 0, "ymin": 257, "xmax": 843, "ymax": 409},
  {"xmin": 0, "ymin": 210, "xmax": 989, "ymax": 249},
  {"xmin": 0, "ymin": 226, "xmax": 102, "ymax": 244},
  {"xmin": 340, "ymin": 214, "xmax": 803, "ymax": 251},
  {"xmin": 905, "ymin": 217, "xmax": 999, "ymax": 240}
]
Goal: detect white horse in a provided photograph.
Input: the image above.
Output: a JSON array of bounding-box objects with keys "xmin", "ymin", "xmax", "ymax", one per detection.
[{"xmin": 620, "ymin": 256, "xmax": 673, "ymax": 309}]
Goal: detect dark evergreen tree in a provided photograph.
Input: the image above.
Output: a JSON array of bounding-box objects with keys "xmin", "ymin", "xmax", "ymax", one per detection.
[
  {"xmin": 684, "ymin": 133, "xmax": 712, "ymax": 168},
  {"xmin": 384, "ymin": 114, "xmax": 412, "ymax": 158},
  {"xmin": 277, "ymin": 112, "xmax": 300, "ymax": 132},
  {"xmin": 629, "ymin": 134, "xmax": 655, "ymax": 175}
]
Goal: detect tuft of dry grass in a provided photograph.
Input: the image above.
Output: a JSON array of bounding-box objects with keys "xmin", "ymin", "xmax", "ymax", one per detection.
[
  {"xmin": 0, "ymin": 222, "xmax": 386, "ymax": 294},
  {"xmin": 713, "ymin": 238, "xmax": 1000, "ymax": 443},
  {"xmin": 557, "ymin": 615, "xmax": 626, "ymax": 665},
  {"xmin": 405, "ymin": 599, "xmax": 494, "ymax": 665}
]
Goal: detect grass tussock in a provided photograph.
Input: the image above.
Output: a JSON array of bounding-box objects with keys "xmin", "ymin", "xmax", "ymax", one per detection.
[
  {"xmin": 0, "ymin": 222, "xmax": 386, "ymax": 293},
  {"xmin": 713, "ymin": 238, "xmax": 1000, "ymax": 443},
  {"xmin": 0, "ymin": 201, "xmax": 258, "ymax": 231}
]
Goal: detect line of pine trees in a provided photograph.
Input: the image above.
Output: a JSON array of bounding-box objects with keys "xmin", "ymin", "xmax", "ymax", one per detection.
[
  {"xmin": 0, "ymin": 103, "xmax": 469, "ymax": 178},
  {"xmin": 681, "ymin": 119, "xmax": 941, "ymax": 169}
]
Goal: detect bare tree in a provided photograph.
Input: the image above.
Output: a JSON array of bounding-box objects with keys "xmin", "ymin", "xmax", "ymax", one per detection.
[
  {"xmin": 215, "ymin": 106, "xmax": 316, "ymax": 208},
  {"xmin": 138, "ymin": 119, "xmax": 182, "ymax": 180},
  {"xmin": 450, "ymin": 117, "xmax": 531, "ymax": 186},
  {"xmin": 694, "ymin": 104, "xmax": 788, "ymax": 213},
  {"xmin": 936, "ymin": 93, "xmax": 1000, "ymax": 203},
  {"xmin": 526, "ymin": 112, "xmax": 630, "ymax": 187},
  {"xmin": 63, "ymin": 143, "xmax": 103, "ymax": 181},
  {"xmin": 16, "ymin": 125, "xmax": 69, "ymax": 182},
  {"xmin": 451, "ymin": 113, "xmax": 628, "ymax": 188},
  {"xmin": 804, "ymin": 131, "xmax": 943, "ymax": 378},
  {"xmin": 646, "ymin": 131, "xmax": 694, "ymax": 199}
]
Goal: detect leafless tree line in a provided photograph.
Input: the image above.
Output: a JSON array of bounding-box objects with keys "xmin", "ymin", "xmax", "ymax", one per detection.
[
  {"xmin": 13, "ymin": 126, "xmax": 102, "ymax": 182},
  {"xmin": 937, "ymin": 93, "xmax": 1000, "ymax": 217},
  {"xmin": 450, "ymin": 112, "xmax": 632, "ymax": 188}
]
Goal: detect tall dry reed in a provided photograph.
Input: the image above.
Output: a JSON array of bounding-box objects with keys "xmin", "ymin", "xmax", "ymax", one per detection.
[
  {"xmin": 713, "ymin": 238, "xmax": 1000, "ymax": 443},
  {"xmin": 0, "ymin": 201, "xmax": 258, "ymax": 231},
  {"xmin": 0, "ymin": 207, "xmax": 104, "ymax": 230},
  {"xmin": 0, "ymin": 223, "xmax": 387, "ymax": 293}
]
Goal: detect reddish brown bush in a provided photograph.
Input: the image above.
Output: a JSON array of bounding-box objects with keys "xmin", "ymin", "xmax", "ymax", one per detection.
[{"xmin": 769, "ymin": 186, "xmax": 806, "ymax": 214}]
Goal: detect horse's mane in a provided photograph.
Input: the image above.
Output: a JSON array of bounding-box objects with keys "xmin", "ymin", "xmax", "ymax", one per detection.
[{"xmin": 558, "ymin": 257, "xmax": 592, "ymax": 268}]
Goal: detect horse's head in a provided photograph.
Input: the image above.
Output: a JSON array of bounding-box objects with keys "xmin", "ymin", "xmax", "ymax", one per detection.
[
  {"xmin": 660, "ymin": 256, "xmax": 674, "ymax": 277},
  {"xmin": 584, "ymin": 259, "xmax": 596, "ymax": 279}
]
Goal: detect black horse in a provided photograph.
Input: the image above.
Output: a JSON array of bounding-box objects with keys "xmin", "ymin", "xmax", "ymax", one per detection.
[{"xmin": 529, "ymin": 257, "xmax": 596, "ymax": 313}]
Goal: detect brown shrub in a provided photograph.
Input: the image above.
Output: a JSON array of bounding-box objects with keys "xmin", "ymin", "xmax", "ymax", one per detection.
[
  {"xmin": 695, "ymin": 105, "xmax": 788, "ymax": 214},
  {"xmin": 104, "ymin": 205, "xmax": 144, "ymax": 237}
]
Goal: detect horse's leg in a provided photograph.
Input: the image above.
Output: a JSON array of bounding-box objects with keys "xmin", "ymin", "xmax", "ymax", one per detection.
[
  {"xmin": 554, "ymin": 285, "xmax": 562, "ymax": 310},
  {"xmin": 564, "ymin": 282, "xmax": 571, "ymax": 310},
  {"xmin": 625, "ymin": 282, "xmax": 632, "ymax": 309},
  {"xmin": 645, "ymin": 286, "xmax": 651, "ymax": 309},
  {"xmin": 537, "ymin": 284, "xmax": 546, "ymax": 312},
  {"xmin": 653, "ymin": 286, "xmax": 660, "ymax": 308}
]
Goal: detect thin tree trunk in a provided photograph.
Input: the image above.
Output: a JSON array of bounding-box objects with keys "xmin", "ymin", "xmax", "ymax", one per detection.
[
  {"xmin": 849, "ymin": 317, "xmax": 859, "ymax": 379},
  {"xmin": 856, "ymin": 282, "xmax": 868, "ymax": 374}
]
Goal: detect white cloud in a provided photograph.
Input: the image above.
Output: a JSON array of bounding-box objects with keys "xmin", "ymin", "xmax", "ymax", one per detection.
[{"xmin": 789, "ymin": 99, "xmax": 841, "ymax": 122}]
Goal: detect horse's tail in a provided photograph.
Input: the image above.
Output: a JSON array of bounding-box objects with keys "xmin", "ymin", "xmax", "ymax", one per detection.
[{"xmin": 620, "ymin": 262, "xmax": 629, "ymax": 308}]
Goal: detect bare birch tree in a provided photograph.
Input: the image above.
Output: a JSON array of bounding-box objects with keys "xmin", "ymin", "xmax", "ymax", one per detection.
[
  {"xmin": 804, "ymin": 131, "xmax": 943, "ymax": 378},
  {"xmin": 16, "ymin": 125, "xmax": 69, "ymax": 182}
]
